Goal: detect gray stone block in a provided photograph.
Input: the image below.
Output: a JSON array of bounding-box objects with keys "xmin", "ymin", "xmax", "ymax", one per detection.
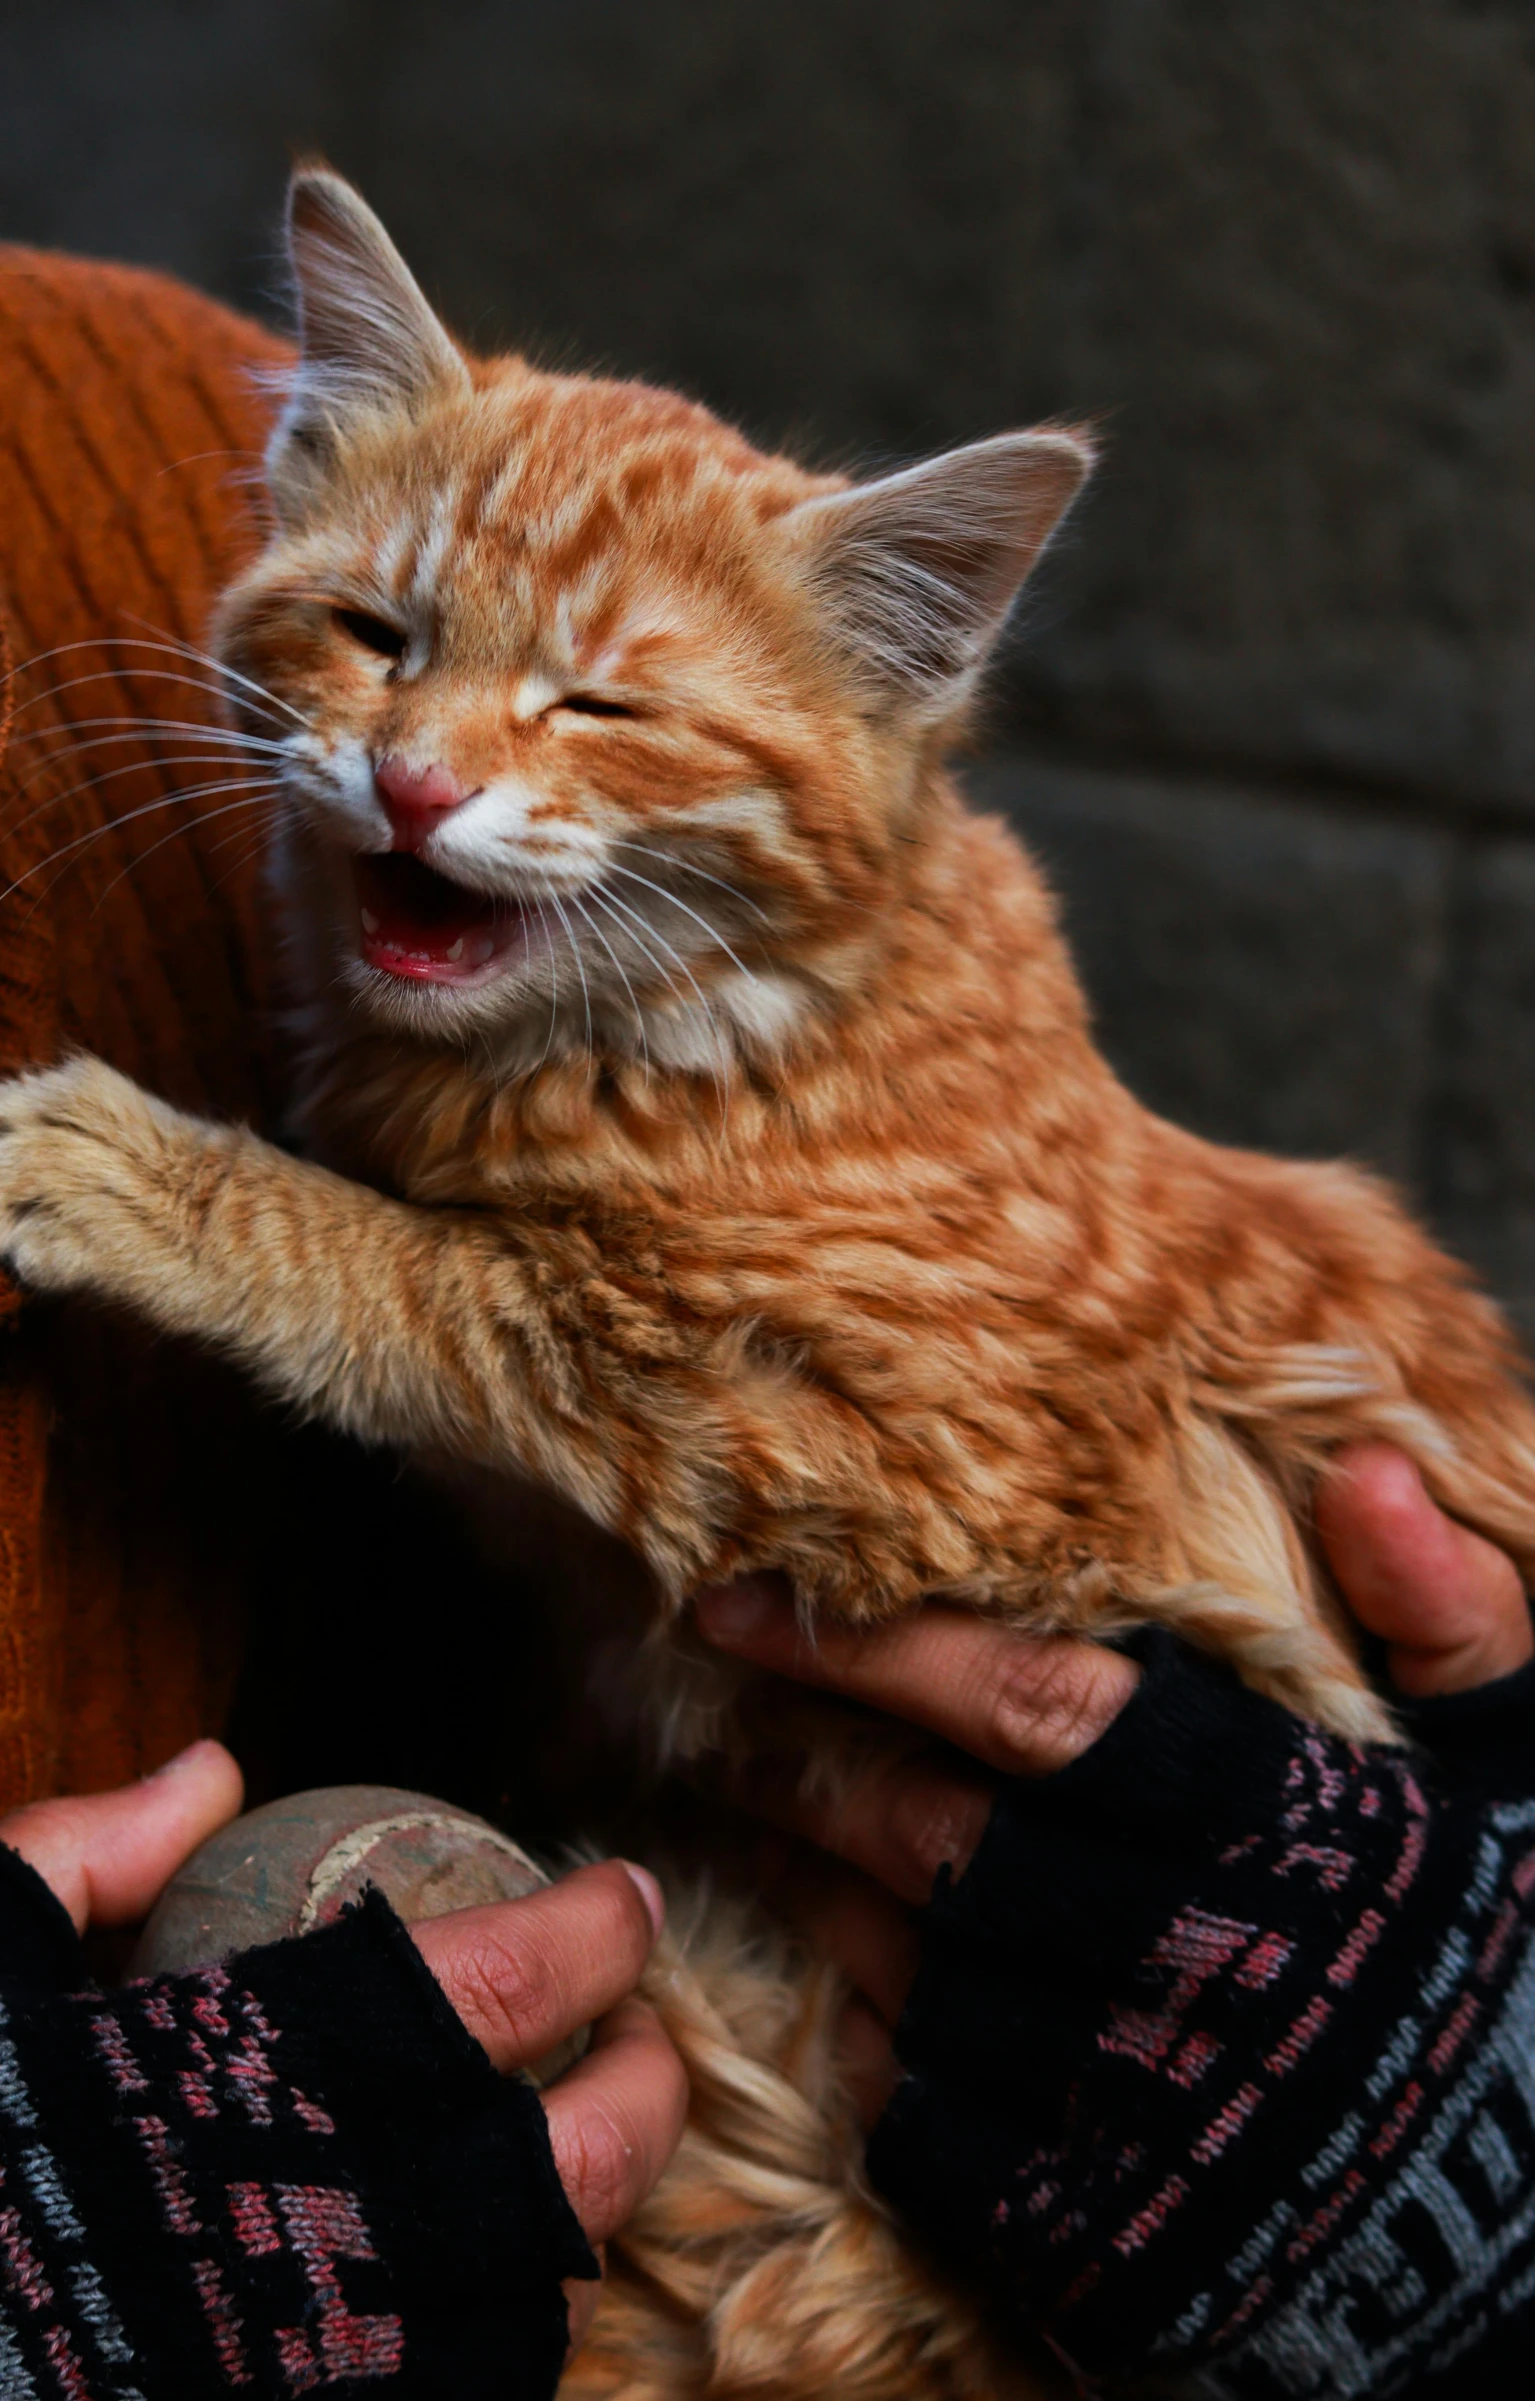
[
  {"xmin": 1428, "ymin": 840, "xmax": 1535, "ymax": 1332},
  {"xmin": 11, "ymin": 4, "xmax": 1535, "ymax": 802},
  {"xmin": 966, "ymin": 754, "xmax": 1451, "ymax": 1188},
  {"xmin": 11, "ymin": 6, "xmax": 1535, "ymax": 1326},
  {"xmin": 0, "ymin": 2, "xmax": 339, "ymax": 306}
]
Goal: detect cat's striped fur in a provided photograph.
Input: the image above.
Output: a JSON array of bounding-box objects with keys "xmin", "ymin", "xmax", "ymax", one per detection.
[{"xmin": 1, "ymin": 169, "xmax": 1534, "ymax": 2395}]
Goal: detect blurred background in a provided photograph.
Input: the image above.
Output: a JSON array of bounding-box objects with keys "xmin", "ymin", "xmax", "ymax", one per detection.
[{"xmin": 6, "ymin": 0, "xmax": 1535, "ymax": 1326}]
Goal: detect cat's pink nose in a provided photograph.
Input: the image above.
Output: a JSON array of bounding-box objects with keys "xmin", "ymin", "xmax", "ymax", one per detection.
[{"xmin": 374, "ymin": 755, "xmax": 470, "ymax": 850}]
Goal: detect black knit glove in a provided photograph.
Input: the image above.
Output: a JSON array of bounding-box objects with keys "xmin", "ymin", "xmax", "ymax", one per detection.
[
  {"xmin": 0, "ymin": 1848, "xmax": 596, "ymax": 2398},
  {"xmin": 867, "ymin": 1631, "xmax": 1535, "ymax": 2398}
]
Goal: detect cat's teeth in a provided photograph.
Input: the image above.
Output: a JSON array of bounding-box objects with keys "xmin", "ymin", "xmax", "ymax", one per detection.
[
  {"xmin": 360, "ymin": 907, "xmax": 380, "ymax": 936},
  {"xmin": 467, "ymin": 931, "xmax": 496, "ymax": 966},
  {"xmin": 446, "ymin": 937, "xmax": 465, "ymax": 962}
]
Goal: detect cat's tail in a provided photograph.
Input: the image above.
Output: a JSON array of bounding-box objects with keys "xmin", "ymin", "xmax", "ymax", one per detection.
[{"xmin": 561, "ymin": 1895, "xmax": 1045, "ymax": 2401}]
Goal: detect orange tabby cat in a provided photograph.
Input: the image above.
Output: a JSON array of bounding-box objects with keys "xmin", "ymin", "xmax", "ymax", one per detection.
[{"xmin": 4, "ymin": 169, "xmax": 1535, "ymax": 2397}]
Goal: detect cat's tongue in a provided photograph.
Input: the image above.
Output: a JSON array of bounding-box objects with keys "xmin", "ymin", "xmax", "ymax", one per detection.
[{"xmin": 353, "ymin": 855, "xmax": 527, "ymax": 983}]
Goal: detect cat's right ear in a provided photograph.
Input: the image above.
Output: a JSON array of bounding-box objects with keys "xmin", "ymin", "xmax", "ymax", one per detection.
[
  {"xmin": 267, "ymin": 165, "xmax": 470, "ymax": 516},
  {"xmin": 785, "ymin": 429, "xmax": 1094, "ymax": 723}
]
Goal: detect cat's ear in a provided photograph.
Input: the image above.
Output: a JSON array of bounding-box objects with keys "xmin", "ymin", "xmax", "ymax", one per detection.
[
  {"xmin": 786, "ymin": 429, "xmax": 1094, "ymax": 717},
  {"xmin": 269, "ymin": 165, "xmax": 470, "ymax": 506}
]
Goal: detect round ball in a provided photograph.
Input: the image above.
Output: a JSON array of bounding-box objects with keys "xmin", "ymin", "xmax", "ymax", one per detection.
[{"xmin": 133, "ymin": 1784, "xmax": 588, "ymax": 2085}]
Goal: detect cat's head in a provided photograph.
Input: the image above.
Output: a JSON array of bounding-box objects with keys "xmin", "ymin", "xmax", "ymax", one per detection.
[{"xmin": 216, "ymin": 167, "xmax": 1092, "ymax": 1069}]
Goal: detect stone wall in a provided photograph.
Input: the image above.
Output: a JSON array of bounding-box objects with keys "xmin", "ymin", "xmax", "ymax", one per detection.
[{"xmin": 7, "ymin": 1, "xmax": 1535, "ymax": 1319}]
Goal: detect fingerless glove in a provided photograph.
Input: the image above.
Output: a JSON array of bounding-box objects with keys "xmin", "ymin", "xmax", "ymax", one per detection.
[
  {"xmin": 868, "ymin": 1632, "xmax": 1535, "ymax": 2398},
  {"xmin": 0, "ymin": 1852, "xmax": 596, "ymax": 2398}
]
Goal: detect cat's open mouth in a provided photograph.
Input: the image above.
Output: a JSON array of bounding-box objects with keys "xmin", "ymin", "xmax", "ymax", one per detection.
[{"xmin": 352, "ymin": 855, "xmax": 530, "ymax": 986}]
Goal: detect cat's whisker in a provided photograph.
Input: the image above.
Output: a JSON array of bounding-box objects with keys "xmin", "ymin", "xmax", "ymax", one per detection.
[
  {"xmin": 152, "ymin": 446, "xmax": 262, "ymax": 481},
  {"xmin": 88, "ymin": 794, "xmax": 279, "ymax": 915},
  {"xmin": 464, "ymin": 1006, "xmax": 503, "ymax": 1095},
  {"xmin": 201, "ymin": 804, "xmax": 294, "ymax": 900},
  {"xmin": 0, "ymin": 753, "xmax": 282, "ymax": 852},
  {"xmin": 472, "ymin": 1032, "xmax": 497, "ymax": 1092},
  {"xmin": 547, "ymin": 893, "xmax": 593, "ymax": 1066},
  {"xmin": 8, "ymin": 666, "xmax": 287, "ymax": 733},
  {"xmin": 206, "ymin": 844, "xmax": 275, "ymax": 905},
  {"xmin": 4, "ymin": 746, "xmax": 285, "ymax": 838},
  {"xmin": 12, "ymin": 731, "xmax": 280, "ymax": 791},
  {"xmin": 602, "ymin": 862, "xmax": 760, "ymax": 989},
  {"xmin": 207, "ymin": 825, "xmax": 272, "ymax": 871},
  {"xmin": 6, "ymin": 643, "xmax": 298, "ymax": 732},
  {"xmin": 5, "ymin": 638, "xmax": 160, "ymax": 687},
  {"xmin": 569, "ymin": 893, "xmax": 649, "ymax": 1078},
  {"xmin": 587, "ymin": 887, "xmax": 725, "ymax": 1117},
  {"xmin": 118, "ymin": 622, "xmax": 309, "ymax": 729},
  {"xmin": 2, "ymin": 640, "xmax": 231, "ymax": 699},
  {"xmin": 19, "ymin": 716, "xmax": 286, "ymax": 759},
  {"xmin": 611, "ymin": 839, "xmax": 772, "ymax": 924},
  {"xmin": 593, "ymin": 885, "xmax": 713, "ymax": 1021},
  {"xmin": 2, "ymin": 777, "xmax": 278, "ymax": 906},
  {"xmin": 585, "ymin": 887, "xmax": 685, "ymax": 1020},
  {"xmin": 206, "ymin": 785, "xmax": 295, "ymax": 860},
  {"xmin": 532, "ymin": 901, "xmax": 560, "ymax": 1077},
  {"xmin": 207, "ymin": 836, "xmax": 269, "ymax": 893},
  {"xmin": 590, "ymin": 884, "xmax": 731, "ymax": 1115}
]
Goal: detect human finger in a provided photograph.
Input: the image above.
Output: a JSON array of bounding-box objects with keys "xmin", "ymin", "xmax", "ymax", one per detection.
[
  {"xmin": 837, "ymin": 1994, "xmax": 901, "ymax": 2132},
  {"xmin": 541, "ymin": 1996, "xmax": 689, "ymax": 2245},
  {"xmin": 757, "ymin": 1838, "xmax": 920, "ymax": 2027},
  {"xmin": 695, "ymin": 1581, "xmax": 1139, "ymax": 1776},
  {"xmin": 1315, "ymin": 1444, "xmax": 1533, "ymax": 1696},
  {"xmin": 758, "ymin": 1844, "xmax": 911, "ymax": 2124},
  {"xmin": 410, "ymin": 1860, "xmax": 664, "ymax": 2076},
  {"xmin": 0, "ymin": 1739, "xmax": 244, "ymax": 1933},
  {"xmin": 726, "ymin": 1742, "xmax": 995, "ymax": 1905}
]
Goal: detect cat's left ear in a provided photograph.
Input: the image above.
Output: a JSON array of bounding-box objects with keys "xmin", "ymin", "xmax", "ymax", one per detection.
[
  {"xmin": 786, "ymin": 429, "xmax": 1094, "ymax": 718},
  {"xmin": 269, "ymin": 165, "xmax": 471, "ymax": 512}
]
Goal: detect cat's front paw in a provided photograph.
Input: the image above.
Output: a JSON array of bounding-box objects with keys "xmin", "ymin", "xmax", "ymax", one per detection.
[{"xmin": 0, "ymin": 1055, "xmax": 198, "ymax": 1297}]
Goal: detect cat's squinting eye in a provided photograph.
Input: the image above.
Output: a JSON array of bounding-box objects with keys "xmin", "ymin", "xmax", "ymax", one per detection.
[
  {"xmin": 556, "ymin": 693, "xmax": 637, "ymax": 720},
  {"xmin": 332, "ymin": 607, "xmax": 407, "ymax": 662}
]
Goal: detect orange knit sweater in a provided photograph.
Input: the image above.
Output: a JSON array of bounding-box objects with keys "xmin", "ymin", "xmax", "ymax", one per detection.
[{"xmin": 0, "ymin": 246, "xmax": 302, "ymax": 1806}]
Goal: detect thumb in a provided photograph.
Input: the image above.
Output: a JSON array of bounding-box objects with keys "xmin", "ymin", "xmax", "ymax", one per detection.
[
  {"xmin": 1315, "ymin": 1443, "xmax": 1532, "ymax": 1696},
  {"xmin": 0, "ymin": 1740, "xmax": 244, "ymax": 1933}
]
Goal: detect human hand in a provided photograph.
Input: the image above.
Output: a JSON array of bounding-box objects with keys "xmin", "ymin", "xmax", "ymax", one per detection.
[
  {"xmin": 694, "ymin": 1441, "xmax": 1533, "ymax": 2120},
  {"xmin": 411, "ymin": 1858, "xmax": 686, "ymax": 2348},
  {"xmin": 0, "ymin": 1734, "xmax": 247, "ymax": 1934},
  {"xmin": 0, "ymin": 1746, "xmax": 686, "ymax": 2355}
]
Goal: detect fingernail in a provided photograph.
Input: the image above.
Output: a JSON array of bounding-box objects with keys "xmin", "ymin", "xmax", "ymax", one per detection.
[
  {"xmin": 695, "ymin": 1580, "xmax": 777, "ymax": 1646},
  {"xmin": 619, "ymin": 1861, "xmax": 665, "ymax": 1939},
  {"xmin": 143, "ymin": 1739, "xmax": 215, "ymax": 1783}
]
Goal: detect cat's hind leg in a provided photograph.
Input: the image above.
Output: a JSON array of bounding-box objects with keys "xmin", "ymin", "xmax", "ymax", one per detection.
[
  {"xmin": 1131, "ymin": 1577, "xmax": 1394, "ymax": 1744},
  {"xmin": 570, "ymin": 1898, "xmax": 1046, "ymax": 2401},
  {"xmin": 1119, "ymin": 1409, "xmax": 1397, "ymax": 1743}
]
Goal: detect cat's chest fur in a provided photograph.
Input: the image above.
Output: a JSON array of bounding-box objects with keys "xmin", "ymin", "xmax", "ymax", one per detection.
[
  {"xmin": 263, "ymin": 782, "xmax": 1535, "ymax": 1747},
  {"xmin": 281, "ymin": 791, "xmax": 1149, "ymax": 1759}
]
